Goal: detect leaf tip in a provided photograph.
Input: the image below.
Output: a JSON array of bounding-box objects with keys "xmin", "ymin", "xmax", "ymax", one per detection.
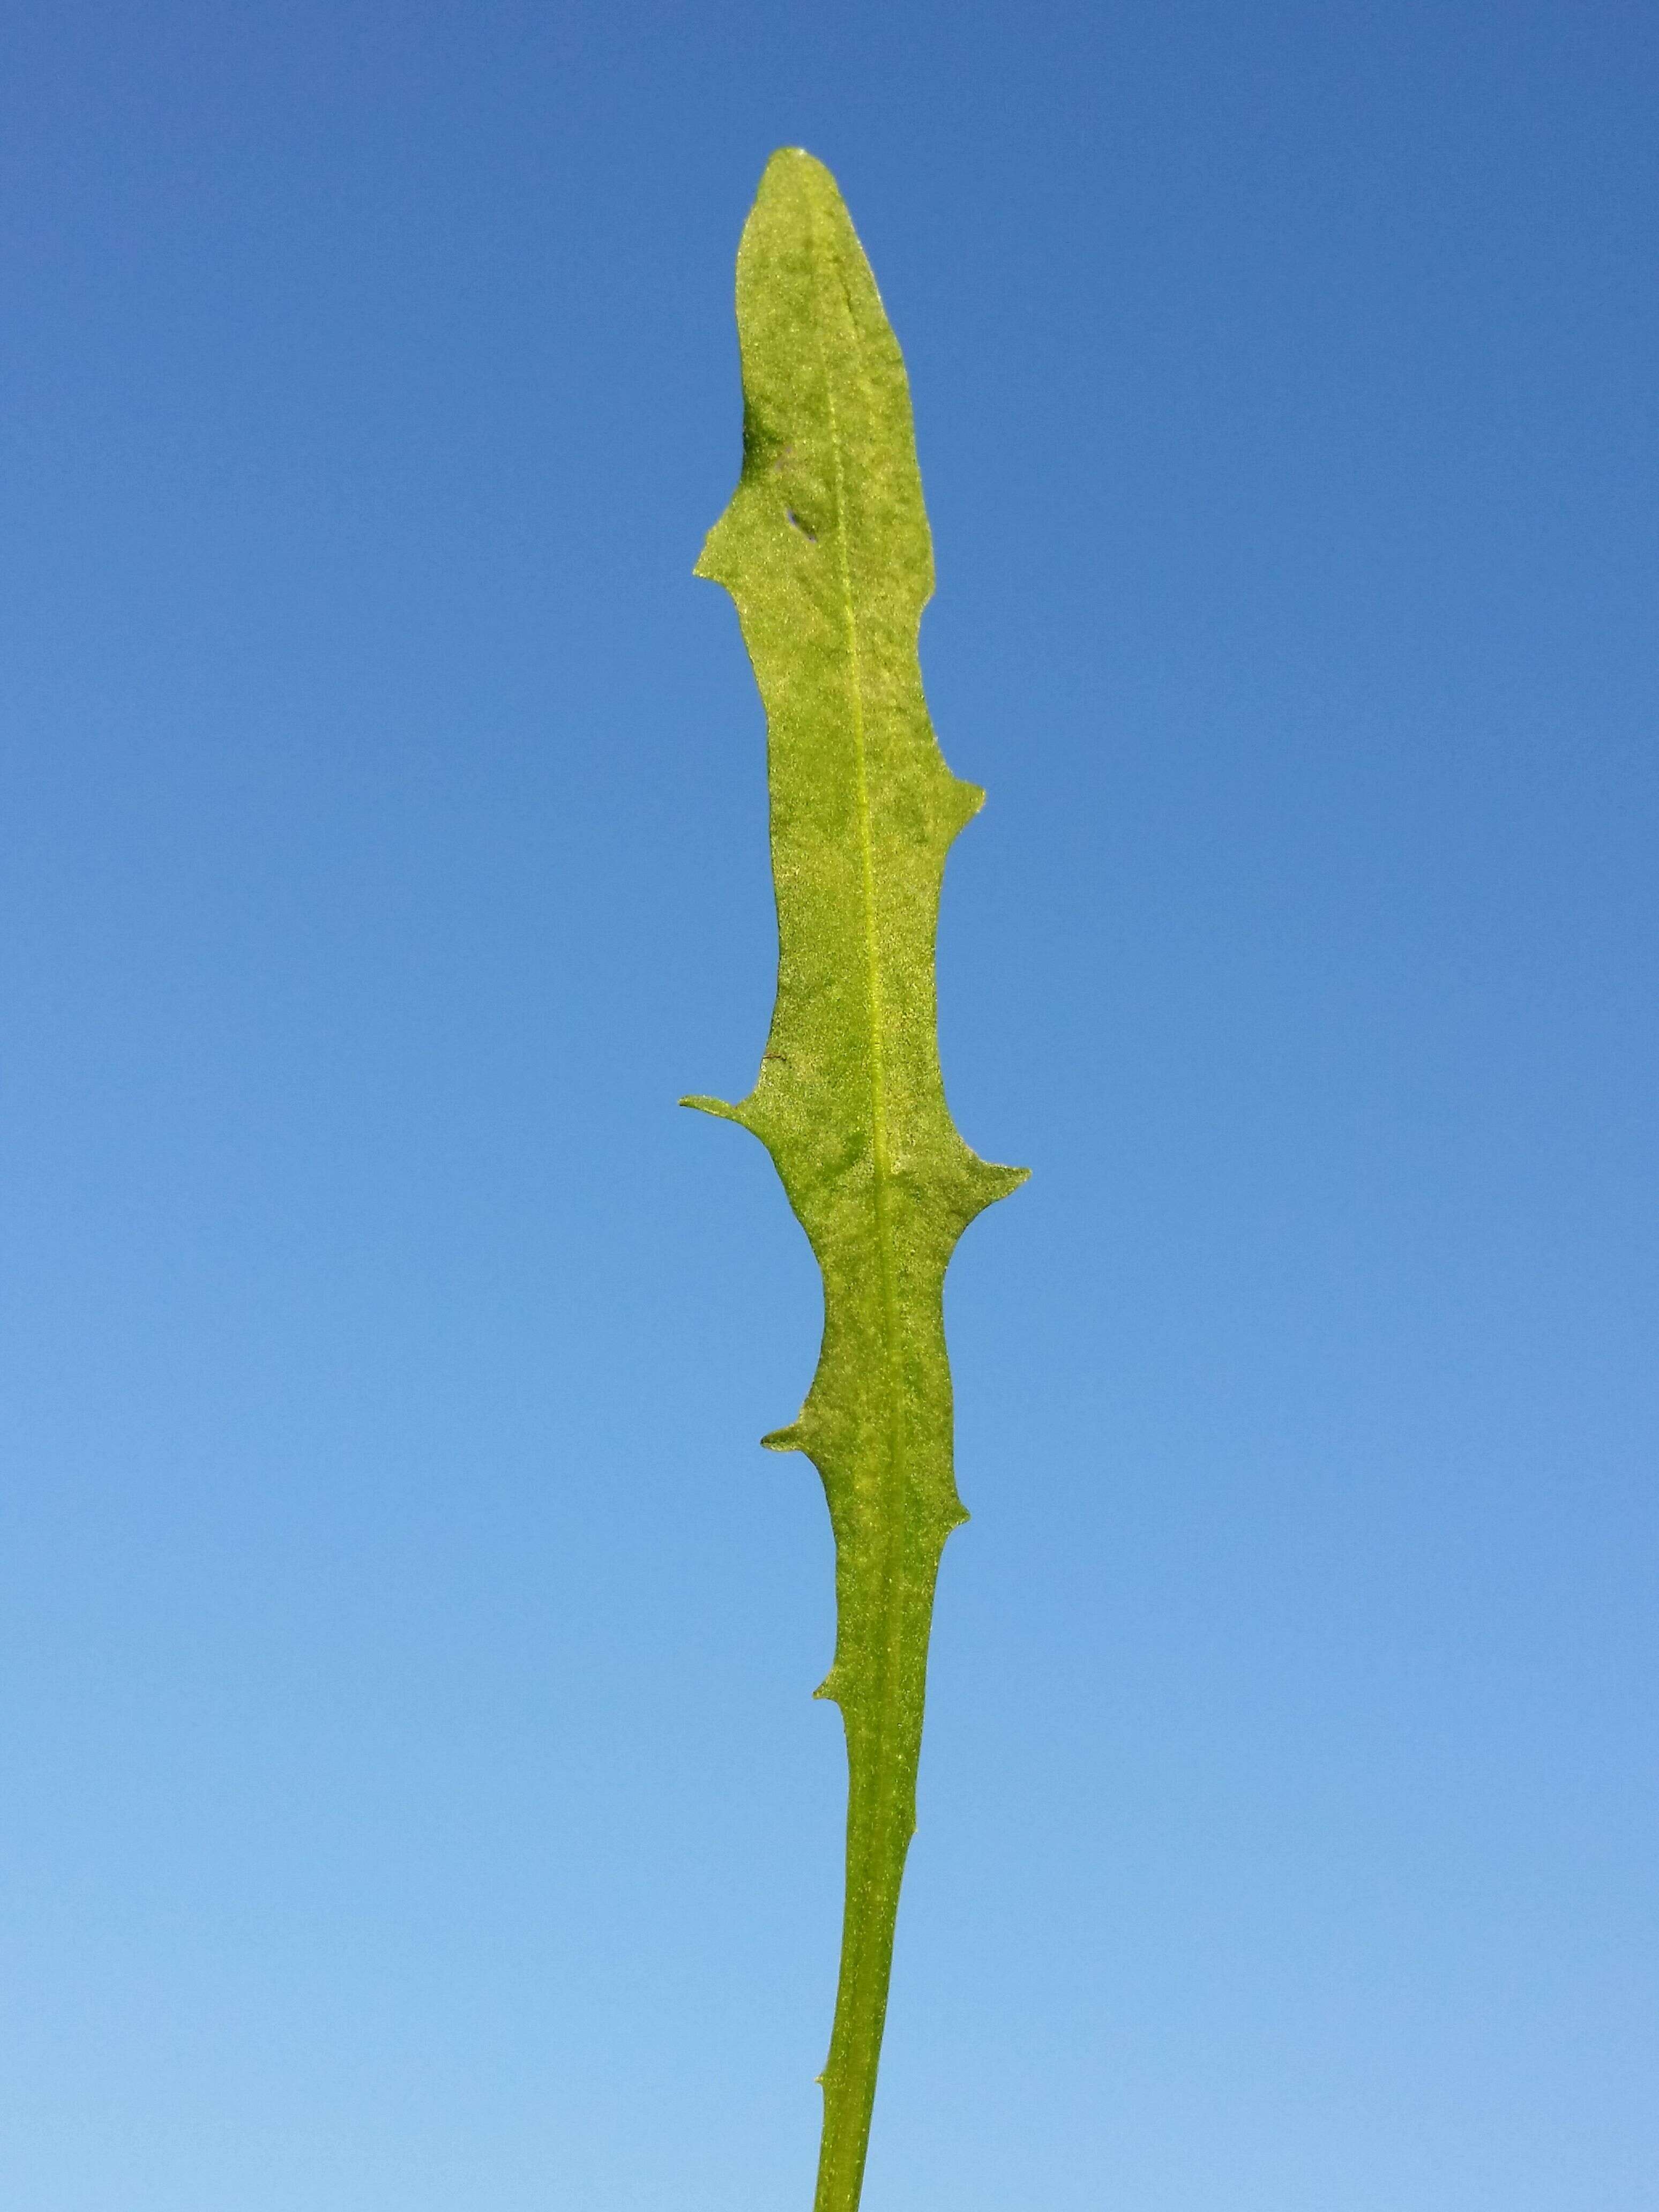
[
  {"xmin": 679, "ymin": 1092, "xmax": 741, "ymax": 1122},
  {"xmin": 760, "ymin": 1422, "xmax": 806, "ymax": 1453},
  {"xmin": 761, "ymin": 143, "xmax": 831, "ymax": 183},
  {"xmin": 751, "ymin": 147, "xmax": 848, "ymax": 240}
]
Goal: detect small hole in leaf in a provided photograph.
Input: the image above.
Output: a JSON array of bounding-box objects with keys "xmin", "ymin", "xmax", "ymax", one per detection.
[{"xmin": 786, "ymin": 508, "xmax": 818, "ymax": 542}]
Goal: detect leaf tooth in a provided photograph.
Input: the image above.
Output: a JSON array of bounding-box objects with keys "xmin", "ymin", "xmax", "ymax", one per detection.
[
  {"xmin": 960, "ymin": 1156, "xmax": 1030, "ymax": 1221},
  {"xmin": 678, "ymin": 1092, "xmax": 744, "ymax": 1124},
  {"xmin": 760, "ymin": 1421, "xmax": 808, "ymax": 1453},
  {"xmin": 947, "ymin": 776, "xmax": 988, "ymax": 835}
]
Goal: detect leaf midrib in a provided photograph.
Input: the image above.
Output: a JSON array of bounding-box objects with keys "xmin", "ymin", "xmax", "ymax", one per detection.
[{"xmin": 808, "ymin": 208, "xmax": 910, "ymax": 1704}]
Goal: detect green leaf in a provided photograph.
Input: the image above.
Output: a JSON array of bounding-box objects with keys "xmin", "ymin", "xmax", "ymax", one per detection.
[{"xmin": 685, "ymin": 147, "xmax": 1026, "ymax": 2211}]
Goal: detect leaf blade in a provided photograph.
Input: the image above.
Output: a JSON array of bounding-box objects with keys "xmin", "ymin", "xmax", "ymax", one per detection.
[{"xmin": 692, "ymin": 146, "xmax": 1025, "ymax": 2211}]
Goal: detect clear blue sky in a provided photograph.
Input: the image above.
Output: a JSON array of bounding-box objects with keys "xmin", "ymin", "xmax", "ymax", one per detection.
[{"xmin": 2, "ymin": 5, "xmax": 1654, "ymax": 2207}]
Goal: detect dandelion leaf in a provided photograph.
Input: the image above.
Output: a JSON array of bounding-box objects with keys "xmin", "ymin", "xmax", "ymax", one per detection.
[{"xmin": 684, "ymin": 147, "xmax": 1026, "ymax": 2211}]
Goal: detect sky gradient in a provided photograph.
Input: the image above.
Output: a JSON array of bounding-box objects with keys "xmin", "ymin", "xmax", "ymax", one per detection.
[{"xmin": 2, "ymin": 5, "xmax": 1656, "ymax": 2207}]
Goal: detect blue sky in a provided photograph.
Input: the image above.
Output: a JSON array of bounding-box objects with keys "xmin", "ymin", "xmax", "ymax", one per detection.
[{"xmin": 2, "ymin": 4, "xmax": 1655, "ymax": 2207}]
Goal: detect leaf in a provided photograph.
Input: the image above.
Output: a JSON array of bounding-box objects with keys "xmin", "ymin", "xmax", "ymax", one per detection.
[{"xmin": 684, "ymin": 147, "xmax": 1026, "ymax": 2211}]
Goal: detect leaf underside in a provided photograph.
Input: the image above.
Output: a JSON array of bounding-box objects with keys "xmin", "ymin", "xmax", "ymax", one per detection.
[{"xmin": 685, "ymin": 147, "xmax": 1025, "ymax": 2212}]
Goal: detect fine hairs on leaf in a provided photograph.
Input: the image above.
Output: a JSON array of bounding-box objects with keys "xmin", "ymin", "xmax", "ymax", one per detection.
[{"xmin": 683, "ymin": 148, "xmax": 1026, "ymax": 2210}]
